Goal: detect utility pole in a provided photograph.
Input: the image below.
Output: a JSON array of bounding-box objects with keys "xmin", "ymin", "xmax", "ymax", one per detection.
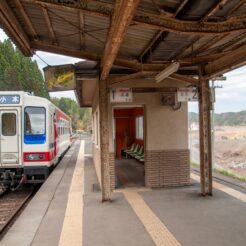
[{"xmin": 211, "ymin": 77, "xmax": 225, "ymax": 169}]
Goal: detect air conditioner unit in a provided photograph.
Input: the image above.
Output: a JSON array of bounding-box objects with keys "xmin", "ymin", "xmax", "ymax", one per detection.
[{"xmin": 161, "ymin": 92, "xmax": 176, "ymax": 106}]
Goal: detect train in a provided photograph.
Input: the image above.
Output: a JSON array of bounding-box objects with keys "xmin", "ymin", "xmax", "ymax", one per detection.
[{"xmin": 0, "ymin": 91, "xmax": 72, "ymax": 189}]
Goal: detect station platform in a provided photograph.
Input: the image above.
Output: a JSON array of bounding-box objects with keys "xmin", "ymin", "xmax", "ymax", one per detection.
[{"xmin": 1, "ymin": 136, "xmax": 246, "ymax": 246}]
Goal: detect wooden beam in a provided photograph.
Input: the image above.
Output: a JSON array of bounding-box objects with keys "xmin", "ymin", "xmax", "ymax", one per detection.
[
  {"xmin": 100, "ymin": 0, "xmax": 140, "ymax": 80},
  {"xmin": 23, "ymin": 0, "xmax": 246, "ymax": 34},
  {"xmin": 198, "ymin": 69, "xmax": 213, "ymax": 196},
  {"xmin": 79, "ymin": 11, "xmax": 85, "ymax": 49},
  {"xmin": 169, "ymin": 73, "xmax": 199, "ymax": 85},
  {"xmin": 200, "ymin": 0, "xmax": 229, "ymax": 22},
  {"xmin": 203, "ymin": 32, "xmax": 246, "ymax": 54},
  {"xmin": 190, "ymin": 34, "xmax": 229, "ymax": 57},
  {"xmin": 14, "ymin": 0, "xmax": 38, "ymax": 39},
  {"xmin": 138, "ymin": 0, "xmax": 189, "ymax": 61},
  {"xmin": 139, "ymin": 30, "xmax": 163, "ymax": 61},
  {"xmin": 227, "ymin": 0, "xmax": 246, "ymax": 18},
  {"xmin": 205, "ymin": 44, "xmax": 246, "ymax": 78},
  {"xmin": 30, "ymin": 41, "xmax": 169, "ymax": 71},
  {"xmin": 108, "ymin": 71, "xmax": 157, "ymax": 85},
  {"xmin": 42, "ymin": 7, "xmax": 57, "ymax": 44},
  {"xmin": 174, "ymin": 0, "xmax": 189, "ymax": 16},
  {"xmin": 0, "ymin": 0, "xmax": 32, "ymax": 56}
]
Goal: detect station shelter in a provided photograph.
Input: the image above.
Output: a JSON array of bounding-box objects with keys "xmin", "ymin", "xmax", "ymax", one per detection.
[{"xmin": 0, "ymin": 0, "xmax": 246, "ymax": 201}]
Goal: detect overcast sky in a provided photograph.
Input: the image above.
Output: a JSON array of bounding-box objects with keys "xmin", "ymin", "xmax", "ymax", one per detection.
[{"xmin": 1, "ymin": 29, "xmax": 246, "ymax": 113}]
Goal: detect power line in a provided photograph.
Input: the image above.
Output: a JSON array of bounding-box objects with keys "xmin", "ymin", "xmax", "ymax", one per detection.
[{"xmin": 34, "ymin": 53, "xmax": 50, "ymax": 66}]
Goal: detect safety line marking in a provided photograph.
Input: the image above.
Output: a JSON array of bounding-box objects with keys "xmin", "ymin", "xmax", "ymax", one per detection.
[
  {"xmin": 59, "ymin": 140, "xmax": 85, "ymax": 246},
  {"xmin": 122, "ymin": 189, "xmax": 181, "ymax": 246},
  {"xmin": 190, "ymin": 173, "xmax": 246, "ymax": 202}
]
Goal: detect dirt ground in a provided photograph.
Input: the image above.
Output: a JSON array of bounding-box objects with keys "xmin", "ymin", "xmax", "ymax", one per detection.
[{"xmin": 191, "ymin": 126, "xmax": 246, "ymax": 178}]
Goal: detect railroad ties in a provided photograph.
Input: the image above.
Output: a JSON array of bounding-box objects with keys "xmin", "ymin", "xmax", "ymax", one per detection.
[{"xmin": 0, "ymin": 188, "xmax": 33, "ymax": 236}]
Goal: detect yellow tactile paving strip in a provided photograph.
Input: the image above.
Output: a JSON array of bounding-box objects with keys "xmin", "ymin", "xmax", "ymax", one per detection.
[
  {"xmin": 122, "ymin": 189, "xmax": 181, "ymax": 246},
  {"xmin": 191, "ymin": 173, "xmax": 246, "ymax": 202},
  {"xmin": 59, "ymin": 141, "xmax": 85, "ymax": 246}
]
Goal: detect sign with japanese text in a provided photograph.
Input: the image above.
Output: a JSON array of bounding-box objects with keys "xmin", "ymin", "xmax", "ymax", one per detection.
[
  {"xmin": 110, "ymin": 88, "xmax": 132, "ymax": 103},
  {"xmin": 177, "ymin": 87, "xmax": 198, "ymax": 102},
  {"xmin": 0, "ymin": 95, "xmax": 20, "ymax": 104},
  {"xmin": 44, "ymin": 64, "xmax": 75, "ymax": 92}
]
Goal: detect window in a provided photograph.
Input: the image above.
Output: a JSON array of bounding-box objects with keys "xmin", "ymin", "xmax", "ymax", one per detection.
[
  {"xmin": 25, "ymin": 107, "xmax": 45, "ymax": 135},
  {"xmin": 2, "ymin": 113, "xmax": 16, "ymax": 136},
  {"xmin": 96, "ymin": 112, "xmax": 99, "ymax": 145},
  {"xmin": 136, "ymin": 116, "xmax": 143, "ymax": 140}
]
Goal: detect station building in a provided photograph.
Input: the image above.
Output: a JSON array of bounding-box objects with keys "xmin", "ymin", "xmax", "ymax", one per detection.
[{"xmin": 91, "ymin": 74, "xmax": 190, "ymax": 190}]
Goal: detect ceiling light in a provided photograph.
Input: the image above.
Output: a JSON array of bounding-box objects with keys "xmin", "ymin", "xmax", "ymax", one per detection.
[{"xmin": 155, "ymin": 62, "xmax": 180, "ymax": 83}]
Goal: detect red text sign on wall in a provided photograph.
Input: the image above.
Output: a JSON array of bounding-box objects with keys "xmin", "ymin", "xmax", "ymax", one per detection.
[{"xmin": 110, "ymin": 88, "xmax": 133, "ymax": 103}]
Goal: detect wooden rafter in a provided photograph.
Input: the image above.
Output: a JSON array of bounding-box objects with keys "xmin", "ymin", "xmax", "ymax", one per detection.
[
  {"xmin": 14, "ymin": 0, "xmax": 38, "ymax": 39},
  {"xmin": 227, "ymin": 0, "xmax": 246, "ymax": 18},
  {"xmin": 205, "ymin": 44, "xmax": 246, "ymax": 78},
  {"xmin": 22, "ymin": 0, "xmax": 246, "ymax": 34},
  {"xmin": 100, "ymin": 0, "xmax": 140, "ymax": 80},
  {"xmin": 79, "ymin": 11, "xmax": 85, "ymax": 49},
  {"xmin": 30, "ymin": 40, "xmax": 231, "ymax": 72},
  {"xmin": 42, "ymin": 6, "xmax": 57, "ymax": 44},
  {"xmin": 0, "ymin": 0, "xmax": 32, "ymax": 56},
  {"xmin": 108, "ymin": 71, "xmax": 157, "ymax": 85},
  {"xmin": 30, "ymin": 41, "xmax": 167, "ymax": 71},
  {"xmin": 202, "ymin": 32, "xmax": 246, "ymax": 54},
  {"xmin": 169, "ymin": 73, "xmax": 199, "ymax": 85},
  {"xmin": 174, "ymin": 0, "xmax": 189, "ymax": 16},
  {"xmin": 139, "ymin": 0, "xmax": 189, "ymax": 61},
  {"xmin": 189, "ymin": 34, "xmax": 229, "ymax": 57},
  {"xmin": 200, "ymin": 0, "xmax": 229, "ymax": 22}
]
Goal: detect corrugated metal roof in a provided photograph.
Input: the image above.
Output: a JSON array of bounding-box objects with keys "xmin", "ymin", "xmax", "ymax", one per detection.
[{"xmin": 1, "ymin": 0, "xmax": 245, "ymax": 82}]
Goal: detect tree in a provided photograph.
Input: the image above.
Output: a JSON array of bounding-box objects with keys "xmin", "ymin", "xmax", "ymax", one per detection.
[{"xmin": 0, "ymin": 39, "xmax": 49, "ymax": 98}]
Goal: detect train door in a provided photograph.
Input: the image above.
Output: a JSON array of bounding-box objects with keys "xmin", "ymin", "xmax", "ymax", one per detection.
[{"xmin": 0, "ymin": 108, "xmax": 21, "ymax": 166}]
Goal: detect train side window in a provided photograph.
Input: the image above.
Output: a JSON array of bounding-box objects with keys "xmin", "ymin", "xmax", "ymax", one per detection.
[
  {"xmin": 25, "ymin": 107, "xmax": 45, "ymax": 135},
  {"xmin": 2, "ymin": 113, "xmax": 16, "ymax": 136}
]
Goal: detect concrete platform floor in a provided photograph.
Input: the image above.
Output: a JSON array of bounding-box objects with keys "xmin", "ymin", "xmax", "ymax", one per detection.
[{"xmin": 1, "ymin": 136, "xmax": 246, "ymax": 246}]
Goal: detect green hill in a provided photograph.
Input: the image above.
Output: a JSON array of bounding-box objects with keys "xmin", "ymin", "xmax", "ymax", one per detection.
[{"xmin": 189, "ymin": 111, "xmax": 246, "ymax": 126}]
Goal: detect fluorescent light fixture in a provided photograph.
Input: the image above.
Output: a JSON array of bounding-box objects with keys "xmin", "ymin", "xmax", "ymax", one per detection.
[{"xmin": 155, "ymin": 62, "xmax": 180, "ymax": 83}]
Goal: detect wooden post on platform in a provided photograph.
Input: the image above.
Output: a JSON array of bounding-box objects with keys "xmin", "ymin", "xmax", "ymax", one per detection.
[
  {"xmin": 198, "ymin": 68, "xmax": 213, "ymax": 196},
  {"xmin": 99, "ymin": 79, "xmax": 111, "ymax": 202}
]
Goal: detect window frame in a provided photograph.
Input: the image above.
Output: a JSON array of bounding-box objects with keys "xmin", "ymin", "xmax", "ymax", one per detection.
[
  {"xmin": 135, "ymin": 116, "xmax": 144, "ymax": 140},
  {"xmin": 1, "ymin": 112, "xmax": 17, "ymax": 136},
  {"xmin": 24, "ymin": 106, "xmax": 46, "ymax": 136}
]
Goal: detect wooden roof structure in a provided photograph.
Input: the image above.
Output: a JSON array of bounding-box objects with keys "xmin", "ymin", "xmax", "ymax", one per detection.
[{"xmin": 0, "ymin": 0, "xmax": 246, "ymax": 95}]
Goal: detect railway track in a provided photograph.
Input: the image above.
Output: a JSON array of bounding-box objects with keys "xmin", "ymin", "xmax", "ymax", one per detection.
[
  {"xmin": 191, "ymin": 168, "xmax": 245, "ymax": 190},
  {"xmin": 0, "ymin": 188, "xmax": 34, "ymax": 237}
]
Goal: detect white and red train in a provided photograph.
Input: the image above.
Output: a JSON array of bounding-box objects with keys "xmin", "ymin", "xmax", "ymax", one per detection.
[{"xmin": 0, "ymin": 91, "xmax": 72, "ymax": 187}]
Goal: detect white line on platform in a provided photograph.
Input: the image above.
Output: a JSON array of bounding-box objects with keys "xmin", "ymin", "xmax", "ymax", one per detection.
[
  {"xmin": 59, "ymin": 140, "xmax": 85, "ymax": 246},
  {"xmin": 190, "ymin": 173, "xmax": 246, "ymax": 202}
]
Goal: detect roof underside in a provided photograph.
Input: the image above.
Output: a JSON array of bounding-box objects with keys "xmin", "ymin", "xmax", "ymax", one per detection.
[{"xmin": 0, "ymin": 0, "xmax": 246, "ymax": 106}]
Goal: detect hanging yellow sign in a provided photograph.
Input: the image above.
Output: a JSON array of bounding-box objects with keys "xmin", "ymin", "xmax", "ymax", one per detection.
[{"xmin": 44, "ymin": 64, "xmax": 75, "ymax": 92}]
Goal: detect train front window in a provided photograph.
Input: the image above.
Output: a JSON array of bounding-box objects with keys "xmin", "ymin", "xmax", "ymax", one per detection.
[{"xmin": 25, "ymin": 107, "xmax": 45, "ymax": 135}]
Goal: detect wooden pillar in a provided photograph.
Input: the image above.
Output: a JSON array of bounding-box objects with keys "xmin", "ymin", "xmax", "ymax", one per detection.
[
  {"xmin": 198, "ymin": 70, "xmax": 213, "ymax": 196},
  {"xmin": 99, "ymin": 79, "xmax": 111, "ymax": 201}
]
